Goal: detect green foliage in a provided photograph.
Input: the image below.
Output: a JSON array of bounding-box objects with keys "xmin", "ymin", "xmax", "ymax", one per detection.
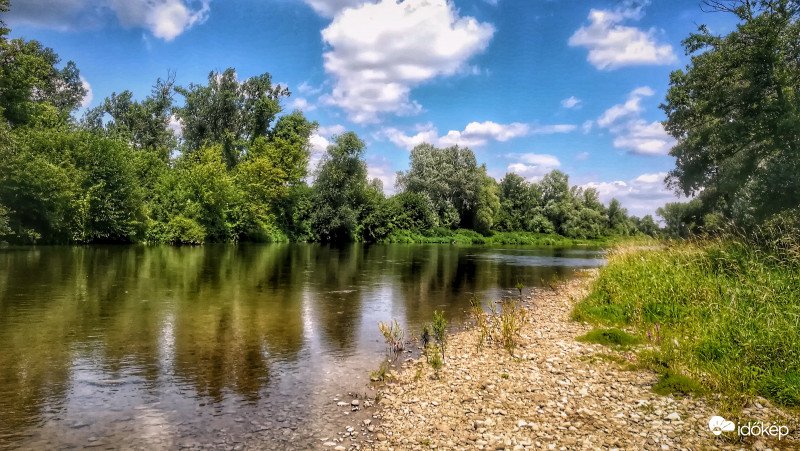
[
  {"xmin": 369, "ymin": 360, "xmax": 392, "ymax": 382},
  {"xmin": 174, "ymin": 68, "xmax": 290, "ymax": 168},
  {"xmin": 576, "ymin": 328, "xmax": 643, "ymax": 347},
  {"xmin": 574, "ymin": 240, "xmax": 800, "ymax": 407},
  {"xmin": 0, "ymin": 37, "xmax": 86, "ymax": 127},
  {"xmin": 397, "ymin": 144, "xmax": 486, "ymax": 229},
  {"xmin": 427, "ymin": 344, "xmax": 443, "ymax": 378},
  {"xmin": 661, "ymin": 2, "xmax": 800, "ymax": 227},
  {"xmin": 84, "ymin": 76, "xmax": 177, "ymax": 159},
  {"xmin": 498, "ymin": 299, "xmax": 526, "ymax": 353},
  {"xmin": 652, "ymin": 372, "xmax": 706, "ymax": 397},
  {"xmin": 311, "ymin": 132, "xmax": 370, "ymax": 242},
  {"xmin": 0, "ymin": 14, "xmax": 651, "ymax": 245},
  {"xmin": 432, "ymin": 310, "xmax": 448, "ymax": 358},
  {"xmin": 378, "ymin": 319, "xmax": 406, "ymax": 352},
  {"xmin": 0, "ymin": 128, "xmax": 144, "ymax": 243}
]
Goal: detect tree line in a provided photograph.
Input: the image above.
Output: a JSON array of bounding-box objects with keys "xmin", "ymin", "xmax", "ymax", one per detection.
[{"xmin": 0, "ymin": 2, "xmax": 657, "ymax": 245}]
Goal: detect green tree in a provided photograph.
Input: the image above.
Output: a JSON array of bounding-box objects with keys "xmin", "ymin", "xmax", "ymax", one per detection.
[
  {"xmin": 397, "ymin": 144, "xmax": 484, "ymax": 229},
  {"xmin": 311, "ymin": 132, "xmax": 369, "ymax": 242},
  {"xmin": 656, "ymin": 199, "xmax": 704, "ymax": 238},
  {"xmin": 174, "ymin": 68, "xmax": 290, "ymax": 168},
  {"xmin": 661, "ymin": 0, "xmax": 800, "ymax": 227},
  {"xmin": 0, "ymin": 38, "xmax": 86, "ymax": 127},
  {"xmin": 474, "ymin": 174, "xmax": 500, "ymax": 235},
  {"xmin": 84, "ymin": 76, "xmax": 177, "ymax": 160},
  {"xmin": 636, "ymin": 214, "xmax": 660, "ymax": 236},
  {"xmin": 0, "ymin": 128, "xmax": 144, "ymax": 243}
]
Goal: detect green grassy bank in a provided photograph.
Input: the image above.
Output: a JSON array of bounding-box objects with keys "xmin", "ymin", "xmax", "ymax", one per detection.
[
  {"xmin": 381, "ymin": 228, "xmax": 630, "ymax": 246},
  {"xmin": 573, "ymin": 237, "xmax": 800, "ymax": 410}
]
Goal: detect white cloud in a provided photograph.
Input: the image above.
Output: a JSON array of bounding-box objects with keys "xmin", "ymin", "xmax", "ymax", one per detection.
[
  {"xmin": 167, "ymin": 114, "xmax": 183, "ymax": 137},
  {"xmin": 568, "ymin": 4, "xmax": 676, "ymax": 70},
  {"xmin": 7, "ymin": 0, "xmax": 209, "ymax": 41},
  {"xmin": 582, "ymin": 172, "xmax": 679, "ymax": 217},
  {"xmin": 307, "ymin": 133, "xmax": 331, "ymax": 176},
  {"xmin": 506, "ymin": 153, "xmax": 561, "ymax": 181},
  {"xmin": 317, "ymin": 124, "xmax": 347, "ymax": 137},
  {"xmin": 382, "ymin": 120, "xmax": 537, "ymax": 150},
  {"xmin": 297, "ymin": 81, "xmax": 323, "ymax": 96},
  {"xmin": 366, "ymin": 155, "xmax": 398, "ymax": 194},
  {"xmin": 289, "ymin": 97, "xmax": 317, "ymax": 112},
  {"xmin": 581, "ymin": 120, "xmax": 593, "ymax": 134},
  {"xmin": 530, "ymin": 124, "xmax": 576, "ymax": 134},
  {"xmin": 320, "ymin": 0, "xmax": 494, "ymax": 123},
  {"xmin": 575, "ymin": 151, "xmax": 590, "ymax": 161},
  {"xmin": 110, "ymin": 0, "xmax": 210, "ymax": 41},
  {"xmin": 561, "ymin": 96, "xmax": 581, "ymax": 109},
  {"xmin": 79, "ymin": 76, "xmax": 93, "ymax": 108},
  {"xmin": 596, "ymin": 86, "xmax": 674, "ymax": 156},
  {"xmin": 304, "ymin": 0, "xmax": 372, "ymax": 18}
]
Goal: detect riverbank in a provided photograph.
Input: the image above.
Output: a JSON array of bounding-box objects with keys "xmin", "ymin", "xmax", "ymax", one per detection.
[{"xmin": 337, "ymin": 271, "xmax": 798, "ymax": 450}]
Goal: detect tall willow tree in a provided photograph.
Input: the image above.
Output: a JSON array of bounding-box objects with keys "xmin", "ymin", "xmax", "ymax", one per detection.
[{"xmin": 661, "ymin": 0, "xmax": 800, "ymax": 227}]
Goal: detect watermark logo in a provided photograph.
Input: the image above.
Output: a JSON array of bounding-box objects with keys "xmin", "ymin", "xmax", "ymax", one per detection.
[
  {"xmin": 708, "ymin": 416, "xmax": 735, "ymax": 435},
  {"xmin": 709, "ymin": 416, "xmax": 789, "ymax": 440}
]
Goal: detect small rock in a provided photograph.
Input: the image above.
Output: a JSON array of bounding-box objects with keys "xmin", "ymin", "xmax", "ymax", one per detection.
[{"xmin": 665, "ymin": 412, "xmax": 680, "ymax": 421}]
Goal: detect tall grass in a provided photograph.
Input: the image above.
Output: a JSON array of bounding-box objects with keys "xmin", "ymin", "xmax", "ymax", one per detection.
[{"xmin": 573, "ymin": 233, "xmax": 800, "ymax": 409}]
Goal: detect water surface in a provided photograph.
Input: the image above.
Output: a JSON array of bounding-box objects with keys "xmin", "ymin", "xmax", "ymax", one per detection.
[{"xmin": 0, "ymin": 244, "xmax": 603, "ymax": 449}]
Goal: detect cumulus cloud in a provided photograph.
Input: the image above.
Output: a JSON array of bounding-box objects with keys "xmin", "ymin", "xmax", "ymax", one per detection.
[
  {"xmin": 381, "ymin": 120, "xmax": 558, "ymax": 150},
  {"xmin": 307, "ymin": 124, "xmax": 348, "ymax": 176},
  {"xmin": 505, "ymin": 153, "xmax": 562, "ymax": 181},
  {"xmin": 79, "ymin": 76, "xmax": 93, "ymax": 108},
  {"xmin": 596, "ymin": 86, "xmax": 674, "ymax": 156},
  {"xmin": 167, "ymin": 114, "xmax": 183, "ymax": 137},
  {"xmin": 366, "ymin": 155, "xmax": 398, "ymax": 194},
  {"xmin": 289, "ymin": 97, "xmax": 317, "ymax": 112},
  {"xmin": 320, "ymin": 0, "xmax": 494, "ymax": 123},
  {"xmin": 582, "ymin": 172, "xmax": 679, "ymax": 217},
  {"xmin": 561, "ymin": 96, "xmax": 581, "ymax": 109},
  {"xmin": 7, "ymin": 0, "xmax": 209, "ymax": 41},
  {"xmin": 304, "ymin": 0, "xmax": 372, "ymax": 18},
  {"xmin": 568, "ymin": 3, "xmax": 676, "ymax": 70},
  {"xmin": 317, "ymin": 124, "xmax": 347, "ymax": 136}
]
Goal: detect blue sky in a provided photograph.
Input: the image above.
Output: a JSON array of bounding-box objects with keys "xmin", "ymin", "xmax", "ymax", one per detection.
[{"xmin": 6, "ymin": 0, "xmax": 740, "ymax": 217}]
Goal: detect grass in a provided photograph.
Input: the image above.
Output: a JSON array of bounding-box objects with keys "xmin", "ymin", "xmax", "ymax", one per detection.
[
  {"xmin": 652, "ymin": 372, "xmax": 706, "ymax": 397},
  {"xmin": 369, "ymin": 360, "xmax": 392, "ymax": 382},
  {"xmin": 573, "ymin": 236, "xmax": 800, "ymax": 410},
  {"xmin": 577, "ymin": 328, "xmax": 643, "ymax": 347},
  {"xmin": 381, "ymin": 228, "xmax": 628, "ymax": 246}
]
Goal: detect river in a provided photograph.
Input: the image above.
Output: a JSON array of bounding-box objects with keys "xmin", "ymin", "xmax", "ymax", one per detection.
[{"xmin": 0, "ymin": 243, "xmax": 604, "ymax": 449}]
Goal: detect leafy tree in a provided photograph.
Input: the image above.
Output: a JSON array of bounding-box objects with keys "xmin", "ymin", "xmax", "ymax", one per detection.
[
  {"xmin": 637, "ymin": 214, "xmax": 660, "ymax": 236},
  {"xmin": 474, "ymin": 175, "xmax": 500, "ymax": 235},
  {"xmin": 661, "ymin": 0, "xmax": 800, "ymax": 226},
  {"xmin": 273, "ymin": 183, "xmax": 314, "ymax": 241},
  {"xmin": 311, "ymin": 132, "xmax": 369, "ymax": 242},
  {"xmin": 84, "ymin": 76, "xmax": 177, "ymax": 160},
  {"xmin": 174, "ymin": 68, "xmax": 290, "ymax": 168},
  {"xmin": 397, "ymin": 144, "xmax": 484, "ymax": 229},
  {"xmin": 0, "ymin": 128, "xmax": 144, "ymax": 243},
  {"xmin": 656, "ymin": 199, "xmax": 704, "ymax": 238},
  {"xmin": 0, "ymin": 38, "xmax": 86, "ymax": 127}
]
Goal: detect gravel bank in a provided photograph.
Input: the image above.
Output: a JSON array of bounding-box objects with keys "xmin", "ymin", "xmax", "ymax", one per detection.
[{"xmin": 325, "ymin": 272, "xmax": 798, "ymax": 450}]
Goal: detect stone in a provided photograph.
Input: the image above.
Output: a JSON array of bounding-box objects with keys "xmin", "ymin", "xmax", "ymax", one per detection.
[{"xmin": 665, "ymin": 412, "xmax": 680, "ymax": 421}]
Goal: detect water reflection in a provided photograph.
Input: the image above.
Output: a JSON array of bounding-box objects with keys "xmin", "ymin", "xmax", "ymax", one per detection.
[{"xmin": 0, "ymin": 243, "xmax": 603, "ymax": 448}]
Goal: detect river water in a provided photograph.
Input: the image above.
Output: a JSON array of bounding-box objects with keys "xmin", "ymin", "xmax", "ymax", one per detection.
[{"xmin": 0, "ymin": 244, "xmax": 604, "ymax": 449}]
